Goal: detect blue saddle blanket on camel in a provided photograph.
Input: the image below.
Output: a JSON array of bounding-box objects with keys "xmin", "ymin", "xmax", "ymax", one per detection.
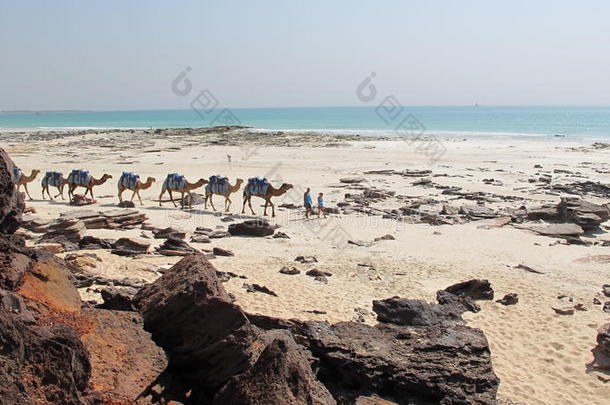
[
  {"xmin": 207, "ymin": 175, "xmax": 229, "ymax": 194},
  {"xmin": 245, "ymin": 177, "xmax": 268, "ymax": 195},
  {"xmin": 42, "ymin": 171, "xmax": 64, "ymax": 187},
  {"xmin": 119, "ymin": 172, "xmax": 140, "ymax": 189},
  {"xmin": 69, "ymin": 170, "xmax": 91, "ymax": 186},
  {"xmin": 13, "ymin": 167, "xmax": 22, "ymax": 183},
  {"xmin": 166, "ymin": 173, "xmax": 186, "ymax": 189}
]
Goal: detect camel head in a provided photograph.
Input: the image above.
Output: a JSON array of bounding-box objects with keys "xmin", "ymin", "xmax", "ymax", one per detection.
[
  {"xmin": 146, "ymin": 177, "xmax": 156, "ymax": 184},
  {"xmin": 280, "ymin": 183, "xmax": 294, "ymax": 192},
  {"xmin": 235, "ymin": 178, "xmax": 244, "ymax": 186},
  {"xmin": 32, "ymin": 169, "xmax": 41, "ymax": 177},
  {"xmin": 195, "ymin": 178, "xmax": 209, "ymax": 187},
  {"xmin": 100, "ymin": 174, "xmax": 113, "ymax": 183}
]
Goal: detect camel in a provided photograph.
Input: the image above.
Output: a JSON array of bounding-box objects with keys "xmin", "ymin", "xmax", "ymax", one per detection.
[
  {"xmin": 242, "ymin": 182, "xmax": 293, "ymax": 217},
  {"xmin": 204, "ymin": 178, "xmax": 243, "ymax": 212},
  {"xmin": 67, "ymin": 172, "xmax": 113, "ymax": 201},
  {"xmin": 41, "ymin": 172, "xmax": 68, "ymax": 200},
  {"xmin": 117, "ymin": 174, "xmax": 156, "ymax": 205},
  {"xmin": 158, "ymin": 175, "xmax": 208, "ymax": 209},
  {"xmin": 15, "ymin": 169, "xmax": 40, "ymax": 200}
]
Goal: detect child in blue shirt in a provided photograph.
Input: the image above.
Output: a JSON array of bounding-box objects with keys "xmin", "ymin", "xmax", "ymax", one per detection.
[{"xmin": 317, "ymin": 192, "xmax": 326, "ymax": 218}]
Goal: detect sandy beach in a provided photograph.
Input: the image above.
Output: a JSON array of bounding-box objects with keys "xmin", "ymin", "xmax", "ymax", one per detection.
[{"xmin": 3, "ymin": 128, "xmax": 610, "ymax": 405}]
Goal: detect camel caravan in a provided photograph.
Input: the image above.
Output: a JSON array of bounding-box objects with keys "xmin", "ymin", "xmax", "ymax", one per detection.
[{"xmin": 13, "ymin": 167, "xmax": 294, "ymax": 217}]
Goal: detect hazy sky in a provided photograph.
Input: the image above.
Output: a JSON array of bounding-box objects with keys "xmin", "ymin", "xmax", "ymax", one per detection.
[{"xmin": 1, "ymin": 0, "xmax": 609, "ymax": 110}]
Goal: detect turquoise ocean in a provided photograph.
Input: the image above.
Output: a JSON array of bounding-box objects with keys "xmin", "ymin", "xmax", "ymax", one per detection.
[{"xmin": 1, "ymin": 106, "xmax": 609, "ymax": 141}]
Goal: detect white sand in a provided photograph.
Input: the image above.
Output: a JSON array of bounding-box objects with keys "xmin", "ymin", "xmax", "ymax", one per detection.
[{"xmin": 5, "ymin": 129, "xmax": 610, "ymax": 405}]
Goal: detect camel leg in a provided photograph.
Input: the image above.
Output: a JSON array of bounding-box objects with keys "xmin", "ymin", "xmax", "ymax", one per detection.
[
  {"xmin": 208, "ymin": 194, "xmax": 217, "ymax": 211},
  {"xmin": 159, "ymin": 186, "xmax": 166, "ymax": 206},
  {"xmin": 41, "ymin": 186, "xmax": 46, "ymax": 200},
  {"xmin": 168, "ymin": 190, "xmax": 177, "ymax": 207},
  {"xmin": 88, "ymin": 186, "xmax": 95, "ymax": 199},
  {"xmin": 24, "ymin": 183, "xmax": 32, "ymax": 200},
  {"xmin": 270, "ymin": 199, "xmax": 276, "ymax": 217},
  {"xmin": 130, "ymin": 189, "xmax": 137, "ymax": 202},
  {"xmin": 137, "ymin": 190, "xmax": 143, "ymax": 205},
  {"xmin": 118, "ymin": 187, "xmax": 124, "ymax": 202},
  {"xmin": 263, "ymin": 199, "xmax": 269, "ymax": 216},
  {"xmin": 57, "ymin": 186, "xmax": 64, "ymax": 200},
  {"xmin": 225, "ymin": 195, "xmax": 232, "ymax": 212},
  {"xmin": 248, "ymin": 196, "xmax": 256, "ymax": 215},
  {"xmin": 242, "ymin": 195, "xmax": 247, "ymax": 214},
  {"xmin": 187, "ymin": 191, "xmax": 193, "ymax": 209}
]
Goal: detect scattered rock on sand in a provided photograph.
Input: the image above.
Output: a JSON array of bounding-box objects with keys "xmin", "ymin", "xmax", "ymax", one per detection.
[
  {"xmin": 374, "ymin": 234, "xmax": 395, "ymax": 242},
  {"xmin": 314, "ymin": 275, "xmax": 329, "ymax": 284},
  {"xmin": 242, "ymin": 283, "xmax": 278, "ymax": 296},
  {"xmin": 153, "ymin": 227, "xmax": 186, "ymax": 239},
  {"xmin": 340, "ymin": 177, "xmax": 364, "ymax": 184},
  {"xmin": 279, "ymin": 266, "xmax": 300, "ymax": 275},
  {"xmin": 603, "ymin": 284, "xmax": 610, "ymax": 298},
  {"xmin": 295, "ymin": 255, "xmax": 317, "ymax": 264},
  {"xmin": 155, "ymin": 237, "xmax": 200, "ymax": 256},
  {"xmin": 71, "ymin": 194, "xmax": 97, "ymax": 206},
  {"xmin": 444, "ymin": 279, "xmax": 494, "ymax": 300},
  {"xmin": 373, "ymin": 297, "xmax": 463, "ymax": 326},
  {"xmin": 228, "ymin": 220, "xmax": 275, "ymax": 237},
  {"xmin": 213, "ymin": 247, "xmax": 234, "ymax": 257},
  {"xmin": 111, "ymin": 237, "xmax": 150, "ymax": 257},
  {"xmin": 191, "ymin": 234, "xmax": 211, "ymax": 243},
  {"xmin": 496, "ymin": 293, "xmax": 519, "ymax": 306},
  {"xmin": 552, "ymin": 305, "xmax": 575, "ymax": 315},
  {"xmin": 306, "ymin": 269, "xmax": 332, "ymax": 277},
  {"xmin": 78, "ymin": 235, "xmax": 115, "ymax": 250},
  {"xmin": 273, "ymin": 231, "xmax": 290, "ymax": 239},
  {"xmin": 117, "ymin": 200, "xmax": 135, "ymax": 208}
]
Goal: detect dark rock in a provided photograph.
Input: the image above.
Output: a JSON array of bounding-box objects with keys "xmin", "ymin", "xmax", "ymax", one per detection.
[
  {"xmin": 213, "ymin": 247, "xmax": 234, "ymax": 257},
  {"xmin": 133, "ymin": 255, "xmax": 261, "ymax": 391},
  {"xmin": 117, "ymin": 200, "xmax": 135, "ymax": 208},
  {"xmin": 603, "ymin": 284, "xmax": 610, "ymax": 298},
  {"xmin": 0, "ymin": 307, "xmax": 91, "ymax": 405},
  {"xmin": 374, "ymin": 234, "xmax": 395, "ymax": 242},
  {"xmin": 314, "ymin": 276, "xmax": 328, "ymax": 284},
  {"xmin": 111, "ymin": 237, "xmax": 150, "ymax": 256},
  {"xmin": 100, "ymin": 287, "xmax": 134, "ymax": 311},
  {"xmin": 348, "ymin": 239, "xmax": 372, "ymax": 247},
  {"xmin": 243, "ymin": 283, "xmax": 278, "ymax": 296},
  {"xmin": 444, "ymin": 279, "xmax": 494, "ymax": 300},
  {"xmin": 155, "ymin": 237, "xmax": 199, "ymax": 256},
  {"xmin": 295, "ymin": 255, "xmax": 318, "ymax": 264},
  {"xmin": 190, "ymin": 234, "xmax": 211, "ymax": 243},
  {"xmin": 153, "ymin": 227, "xmax": 186, "ymax": 239},
  {"xmin": 0, "ymin": 290, "xmax": 36, "ymax": 324},
  {"xmin": 279, "ymin": 266, "xmax": 300, "ymax": 275},
  {"xmin": 209, "ymin": 230, "xmax": 231, "ymax": 239},
  {"xmin": 496, "ymin": 293, "xmax": 519, "ymax": 306},
  {"xmin": 291, "ymin": 320, "xmax": 499, "ymax": 405},
  {"xmin": 604, "ymin": 302, "xmax": 610, "ymax": 313},
  {"xmin": 213, "ymin": 332, "xmax": 336, "ymax": 405},
  {"xmin": 71, "ymin": 194, "xmax": 96, "ymax": 206},
  {"xmin": 0, "ymin": 148, "xmax": 24, "ymax": 234},
  {"xmin": 460, "ymin": 204, "xmax": 496, "ymax": 219},
  {"xmin": 78, "ymin": 235, "xmax": 115, "ymax": 250},
  {"xmin": 373, "ymin": 297, "xmax": 464, "ymax": 326},
  {"xmin": 557, "ymin": 197, "xmax": 610, "ymax": 230},
  {"xmin": 273, "ymin": 231, "xmax": 290, "ymax": 239},
  {"xmin": 436, "ymin": 290, "xmax": 481, "ymax": 313},
  {"xmin": 306, "ymin": 269, "xmax": 333, "ymax": 277},
  {"xmin": 228, "ymin": 220, "xmax": 275, "ymax": 237},
  {"xmin": 526, "ymin": 205, "xmax": 559, "ymax": 221}
]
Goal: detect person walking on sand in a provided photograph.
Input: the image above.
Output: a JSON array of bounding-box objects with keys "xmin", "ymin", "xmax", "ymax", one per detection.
[
  {"xmin": 317, "ymin": 192, "xmax": 327, "ymax": 218},
  {"xmin": 304, "ymin": 187, "xmax": 313, "ymax": 218}
]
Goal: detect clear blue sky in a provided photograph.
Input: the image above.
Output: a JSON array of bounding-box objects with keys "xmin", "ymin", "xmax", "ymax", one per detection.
[{"xmin": 1, "ymin": 0, "xmax": 609, "ymax": 110}]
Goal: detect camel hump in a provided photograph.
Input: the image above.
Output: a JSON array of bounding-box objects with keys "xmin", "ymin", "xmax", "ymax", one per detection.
[
  {"xmin": 12, "ymin": 166, "xmax": 22, "ymax": 182},
  {"xmin": 209, "ymin": 175, "xmax": 229, "ymax": 194},
  {"xmin": 42, "ymin": 171, "xmax": 63, "ymax": 187},
  {"xmin": 69, "ymin": 169, "xmax": 91, "ymax": 186},
  {"xmin": 166, "ymin": 173, "xmax": 186, "ymax": 189},
  {"xmin": 120, "ymin": 172, "xmax": 140, "ymax": 189},
  {"xmin": 245, "ymin": 177, "xmax": 269, "ymax": 195}
]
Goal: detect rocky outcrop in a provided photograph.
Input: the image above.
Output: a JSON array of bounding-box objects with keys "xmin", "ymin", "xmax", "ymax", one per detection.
[
  {"xmin": 213, "ymin": 331, "xmax": 337, "ymax": 405},
  {"xmin": 0, "ymin": 148, "xmax": 24, "ymax": 234},
  {"xmin": 557, "ymin": 197, "xmax": 610, "ymax": 230},
  {"xmin": 228, "ymin": 219, "xmax": 276, "ymax": 237},
  {"xmin": 372, "ymin": 296, "xmax": 463, "ymax": 326},
  {"xmin": 133, "ymin": 255, "xmax": 335, "ymax": 404},
  {"xmin": 133, "ymin": 255, "xmax": 261, "ymax": 391}
]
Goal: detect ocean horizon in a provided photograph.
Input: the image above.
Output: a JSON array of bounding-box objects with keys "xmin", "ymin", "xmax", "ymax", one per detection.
[{"xmin": 2, "ymin": 105, "xmax": 610, "ymax": 141}]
